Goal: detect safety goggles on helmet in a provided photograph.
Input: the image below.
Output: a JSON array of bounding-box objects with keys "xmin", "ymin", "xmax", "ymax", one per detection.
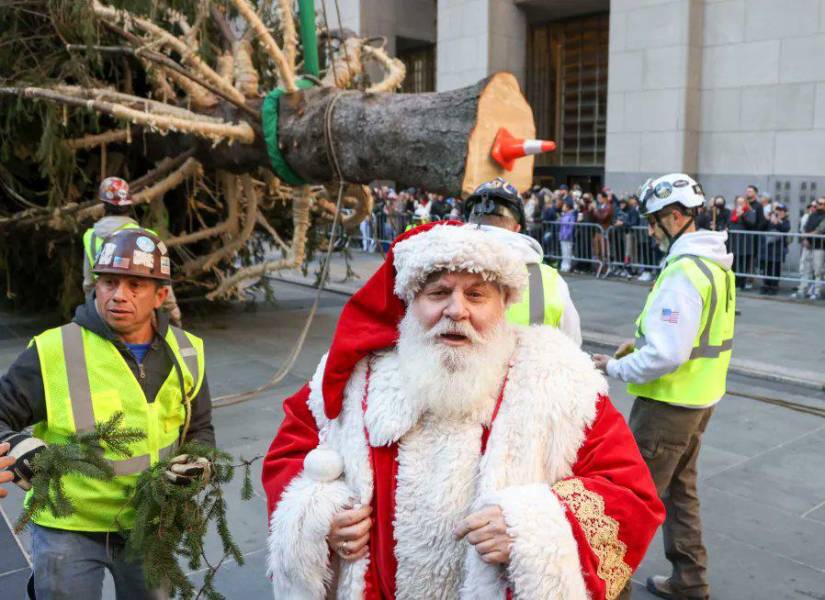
[
  {"xmin": 464, "ymin": 177, "xmax": 526, "ymax": 230},
  {"xmin": 638, "ymin": 176, "xmax": 704, "ymax": 216}
]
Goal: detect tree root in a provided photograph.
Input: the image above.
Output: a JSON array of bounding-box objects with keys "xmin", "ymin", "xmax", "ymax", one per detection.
[
  {"xmin": 92, "ymin": 0, "xmax": 245, "ymax": 105},
  {"xmin": 0, "ymin": 87, "xmax": 255, "ymax": 145},
  {"xmin": 66, "ymin": 129, "xmax": 130, "ymax": 150},
  {"xmin": 228, "ymin": 0, "xmax": 297, "ymax": 92}
]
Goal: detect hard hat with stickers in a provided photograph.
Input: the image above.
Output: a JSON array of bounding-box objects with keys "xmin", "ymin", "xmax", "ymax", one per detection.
[
  {"xmin": 93, "ymin": 228, "xmax": 171, "ymax": 282},
  {"xmin": 98, "ymin": 176, "xmax": 133, "ymax": 206}
]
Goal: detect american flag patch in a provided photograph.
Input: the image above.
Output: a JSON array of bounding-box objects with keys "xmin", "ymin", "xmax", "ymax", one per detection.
[{"xmin": 661, "ymin": 308, "xmax": 680, "ymax": 324}]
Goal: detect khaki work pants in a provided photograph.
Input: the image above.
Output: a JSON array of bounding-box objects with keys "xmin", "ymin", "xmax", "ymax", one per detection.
[{"xmin": 620, "ymin": 397, "xmax": 715, "ymax": 600}]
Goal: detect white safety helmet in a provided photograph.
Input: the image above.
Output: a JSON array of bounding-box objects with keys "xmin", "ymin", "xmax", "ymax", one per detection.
[{"xmin": 638, "ymin": 173, "xmax": 705, "ymax": 216}]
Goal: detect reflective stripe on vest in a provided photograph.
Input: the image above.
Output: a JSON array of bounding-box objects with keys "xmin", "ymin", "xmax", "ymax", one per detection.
[
  {"xmin": 527, "ymin": 263, "xmax": 544, "ymax": 325},
  {"xmin": 170, "ymin": 325, "xmax": 200, "ymax": 397},
  {"xmin": 506, "ymin": 263, "xmax": 564, "ymax": 327},
  {"xmin": 59, "ymin": 323, "xmax": 178, "ymax": 473},
  {"xmin": 30, "ymin": 323, "xmax": 205, "ymax": 531},
  {"xmin": 628, "ymin": 254, "xmax": 736, "ymax": 406}
]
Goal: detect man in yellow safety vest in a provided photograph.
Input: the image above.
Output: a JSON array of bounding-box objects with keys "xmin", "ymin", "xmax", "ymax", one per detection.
[
  {"xmin": 464, "ymin": 177, "xmax": 581, "ymax": 344},
  {"xmin": 593, "ymin": 173, "xmax": 736, "ymax": 600},
  {"xmin": 83, "ymin": 177, "xmax": 182, "ymax": 326},
  {"xmin": 0, "ymin": 228, "xmax": 214, "ymax": 599}
]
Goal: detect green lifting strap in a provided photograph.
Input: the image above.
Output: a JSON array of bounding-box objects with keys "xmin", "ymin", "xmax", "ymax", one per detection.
[{"xmin": 262, "ymin": 78, "xmax": 316, "ymax": 185}]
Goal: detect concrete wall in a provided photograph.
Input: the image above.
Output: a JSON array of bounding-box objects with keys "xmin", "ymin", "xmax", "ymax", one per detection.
[
  {"xmin": 607, "ymin": 0, "xmax": 825, "ymax": 221},
  {"xmin": 605, "ymin": 0, "xmax": 704, "ymax": 195},
  {"xmin": 315, "ymin": 0, "xmax": 360, "ymax": 33},
  {"xmin": 436, "ymin": 0, "xmax": 490, "ymax": 90},
  {"xmin": 436, "ymin": 0, "xmax": 527, "ymax": 91}
]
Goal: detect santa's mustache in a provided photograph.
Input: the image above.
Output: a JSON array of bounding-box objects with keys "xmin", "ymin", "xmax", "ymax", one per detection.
[{"xmin": 424, "ymin": 318, "xmax": 484, "ymax": 345}]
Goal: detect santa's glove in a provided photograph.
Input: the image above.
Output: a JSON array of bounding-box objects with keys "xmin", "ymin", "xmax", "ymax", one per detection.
[
  {"xmin": 3, "ymin": 433, "xmax": 47, "ymax": 491},
  {"xmin": 165, "ymin": 454, "xmax": 211, "ymax": 485}
]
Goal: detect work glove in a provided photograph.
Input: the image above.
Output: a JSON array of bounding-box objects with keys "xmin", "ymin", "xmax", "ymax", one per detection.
[
  {"xmin": 165, "ymin": 454, "xmax": 211, "ymax": 485},
  {"xmin": 4, "ymin": 433, "xmax": 47, "ymax": 491}
]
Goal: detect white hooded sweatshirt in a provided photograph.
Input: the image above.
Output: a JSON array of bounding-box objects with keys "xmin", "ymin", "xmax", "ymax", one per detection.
[
  {"xmin": 607, "ymin": 230, "xmax": 733, "ymax": 402},
  {"xmin": 469, "ymin": 224, "xmax": 582, "ymax": 346}
]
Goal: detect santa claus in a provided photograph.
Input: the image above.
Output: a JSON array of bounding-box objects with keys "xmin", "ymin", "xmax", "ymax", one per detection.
[{"xmin": 263, "ymin": 222, "xmax": 664, "ymax": 599}]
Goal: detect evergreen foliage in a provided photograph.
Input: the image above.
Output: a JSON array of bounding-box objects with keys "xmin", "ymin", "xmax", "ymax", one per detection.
[
  {"xmin": 15, "ymin": 411, "xmax": 146, "ymax": 532},
  {"xmin": 124, "ymin": 441, "xmax": 246, "ymax": 600}
]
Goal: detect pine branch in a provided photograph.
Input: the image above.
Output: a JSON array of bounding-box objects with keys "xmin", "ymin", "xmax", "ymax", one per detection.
[
  {"xmin": 15, "ymin": 411, "xmax": 146, "ymax": 532},
  {"xmin": 124, "ymin": 442, "xmax": 250, "ymax": 600}
]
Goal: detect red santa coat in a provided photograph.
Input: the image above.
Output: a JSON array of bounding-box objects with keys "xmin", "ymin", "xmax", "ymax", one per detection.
[{"xmin": 263, "ymin": 326, "xmax": 664, "ymax": 599}]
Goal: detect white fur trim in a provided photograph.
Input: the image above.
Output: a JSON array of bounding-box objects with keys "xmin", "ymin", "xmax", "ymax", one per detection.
[
  {"xmin": 493, "ymin": 483, "xmax": 589, "ymax": 600},
  {"xmin": 392, "ymin": 224, "xmax": 528, "ymax": 303},
  {"xmin": 394, "ymin": 416, "xmax": 485, "ymax": 599},
  {"xmin": 267, "ymin": 473, "xmax": 354, "ymax": 599},
  {"xmin": 303, "ymin": 447, "xmax": 344, "ymax": 482}
]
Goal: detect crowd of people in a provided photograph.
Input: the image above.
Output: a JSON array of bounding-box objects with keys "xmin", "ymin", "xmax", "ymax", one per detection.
[{"xmin": 359, "ymin": 182, "xmax": 825, "ymax": 299}]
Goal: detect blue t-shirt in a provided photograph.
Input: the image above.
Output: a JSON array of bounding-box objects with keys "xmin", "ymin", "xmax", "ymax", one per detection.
[{"xmin": 125, "ymin": 342, "xmax": 152, "ymax": 364}]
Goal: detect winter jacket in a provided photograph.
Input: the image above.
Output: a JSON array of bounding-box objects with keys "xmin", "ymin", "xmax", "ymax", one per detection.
[
  {"xmin": 804, "ymin": 211, "xmax": 825, "ymax": 250},
  {"xmin": 0, "ymin": 296, "xmax": 215, "ymax": 446},
  {"xmin": 764, "ymin": 216, "xmax": 791, "ymax": 262},
  {"xmin": 559, "ymin": 212, "xmax": 576, "ymax": 242},
  {"xmin": 607, "ymin": 230, "xmax": 734, "ymax": 392},
  {"xmin": 729, "ymin": 207, "xmax": 756, "ymax": 257}
]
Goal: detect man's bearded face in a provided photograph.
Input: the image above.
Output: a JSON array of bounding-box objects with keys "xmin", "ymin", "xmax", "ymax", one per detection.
[
  {"xmin": 397, "ymin": 271, "xmax": 515, "ymax": 421},
  {"xmin": 409, "ymin": 271, "xmax": 507, "ymax": 358}
]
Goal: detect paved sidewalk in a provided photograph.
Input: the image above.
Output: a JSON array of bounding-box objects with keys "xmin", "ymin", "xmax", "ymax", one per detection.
[
  {"xmin": 276, "ymin": 249, "xmax": 825, "ymax": 389},
  {"xmin": 0, "ymin": 280, "xmax": 824, "ymax": 598}
]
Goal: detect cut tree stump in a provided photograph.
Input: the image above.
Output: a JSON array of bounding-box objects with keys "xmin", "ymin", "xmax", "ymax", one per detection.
[{"xmin": 277, "ymin": 72, "xmax": 536, "ymax": 195}]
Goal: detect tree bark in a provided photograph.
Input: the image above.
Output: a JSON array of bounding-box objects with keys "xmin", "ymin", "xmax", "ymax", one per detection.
[
  {"xmin": 143, "ymin": 72, "xmax": 536, "ymax": 194},
  {"xmin": 279, "ymin": 78, "xmax": 479, "ymax": 195}
]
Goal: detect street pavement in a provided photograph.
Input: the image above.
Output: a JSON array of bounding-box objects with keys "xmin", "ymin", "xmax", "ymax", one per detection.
[{"xmin": 0, "ymin": 258, "xmax": 824, "ymax": 599}]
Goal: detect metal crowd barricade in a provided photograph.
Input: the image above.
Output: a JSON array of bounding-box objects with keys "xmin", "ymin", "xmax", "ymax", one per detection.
[
  {"xmin": 540, "ymin": 220, "xmax": 607, "ymax": 275},
  {"xmin": 348, "ymin": 214, "xmax": 825, "ymax": 295},
  {"xmin": 604, "ymin": 225, "xmax": 663, "ymax": 278},
  {"xmin": 726, "ymin": 229, "xmax": 825, "ymax": 290}
]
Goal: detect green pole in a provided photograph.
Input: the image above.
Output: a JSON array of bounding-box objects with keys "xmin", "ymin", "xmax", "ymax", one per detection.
[{"xmin": 297, "ymin": 0, "xmax": 320, "ymax": 77}]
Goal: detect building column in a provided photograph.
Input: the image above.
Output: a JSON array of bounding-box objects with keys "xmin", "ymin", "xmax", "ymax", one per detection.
[
  {"xmin": 605, "ymin": 0, "xmax": 704, "ymax": 195},
  {"xmin": 436, "ymin": 0, "xmax": 526, "ymax": 92}
]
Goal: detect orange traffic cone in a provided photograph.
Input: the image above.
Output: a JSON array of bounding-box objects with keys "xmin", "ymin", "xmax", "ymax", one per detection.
[{"xmin": 491, "ymin": 127, "xmax": 556, "ymax": 171}]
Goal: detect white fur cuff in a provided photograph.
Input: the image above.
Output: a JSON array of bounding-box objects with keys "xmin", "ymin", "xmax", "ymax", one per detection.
[
  {"xmin": 491, "ymin": 483, "xmax": 589, "ymax": 600},
  {"xmin": 267, "ymin": 473, "xmax": 354, "ymax": 599},
  {"xmin": 392, "ymin": 224, "xmax": 527, "ymax": 303}
]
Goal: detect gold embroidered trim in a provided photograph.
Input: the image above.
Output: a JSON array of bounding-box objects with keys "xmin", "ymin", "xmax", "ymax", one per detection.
[{"xmin": 552, "ymin": 478, "xmax": 632, "ymax": 600}]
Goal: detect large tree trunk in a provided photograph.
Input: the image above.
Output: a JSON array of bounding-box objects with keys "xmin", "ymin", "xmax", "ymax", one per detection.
[
  {"xmin": 278, "ymin": 72, "xmax": 536, "ymax": 195},
  {"xmin": 126, "ymin": 73, "xmax": 535, "ymax": 194}
]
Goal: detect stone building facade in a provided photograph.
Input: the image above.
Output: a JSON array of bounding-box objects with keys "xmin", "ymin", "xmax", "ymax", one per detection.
[{"xmin": 321, "ymin": 0, "xmax": 825, "ymax": 219}]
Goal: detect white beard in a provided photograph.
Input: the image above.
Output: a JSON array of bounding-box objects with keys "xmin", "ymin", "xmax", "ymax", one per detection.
[{"xmin": 396, "ymin": 310, "xmax": 516, "ymax": 424}]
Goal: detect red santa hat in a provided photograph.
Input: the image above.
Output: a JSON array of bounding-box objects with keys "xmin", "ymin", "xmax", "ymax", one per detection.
[{"xmin": 321, "ymin": 221, "xmax": 527, "ymax": 419}]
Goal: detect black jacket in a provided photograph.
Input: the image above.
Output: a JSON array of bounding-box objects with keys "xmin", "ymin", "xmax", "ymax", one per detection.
[
  {"xmin": 0, "ymin": 296, "xmax": 215, "ymax": 446},
  {"xmin": 804, "ymin": 211, "xmax": 825, "ymax": 249}
]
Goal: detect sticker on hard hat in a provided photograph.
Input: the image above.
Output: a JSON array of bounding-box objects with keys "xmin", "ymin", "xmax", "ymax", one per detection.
[
  {"xmin": 132, "ymin": 250, "xmax": 155, "ymax": 269},
  {"xmin": 160, "ymin": 256, "xmax": 171, "ymax": 276},
  {"xmin": 157, "ymin": 241, "xmax": 168, "ymax": 255},
  {"xmin": 97, "ymin": 243, "xmax": 117, "ymax": 266},
  {"xmin": 135, "ymin": 236, "xmax": 156, "ymax": 252},
  {"xmin": 673, "ymin": 179, "xmax": 690, "ymax": 188},
  {"xmin": 113, "ymin": 256, "xmax": 131, "ymax": 269}
]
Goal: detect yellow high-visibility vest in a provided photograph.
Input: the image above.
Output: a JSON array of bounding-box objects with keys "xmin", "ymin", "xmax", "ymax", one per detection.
[
  {"xmin": 628, "ymin": 255, "xmax": 736, "ymax": 407},
  {"xmin": 29, "ymin": 323, "xmax": 204, "ymax": 532},
  {"xmin": 506, "ymin": 262, "xmax": 564, "ymax": 327}
]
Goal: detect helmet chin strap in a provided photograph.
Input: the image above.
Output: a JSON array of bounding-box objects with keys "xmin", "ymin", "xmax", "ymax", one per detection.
[{"xmin": 654, "ymin": 212, "xmax": 694, "ymax": 253}]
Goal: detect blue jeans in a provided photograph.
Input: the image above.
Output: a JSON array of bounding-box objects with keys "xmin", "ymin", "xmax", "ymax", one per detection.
[{"xmin": 30, "ymin": 524, "xmax": 163, "ymax": 600}]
